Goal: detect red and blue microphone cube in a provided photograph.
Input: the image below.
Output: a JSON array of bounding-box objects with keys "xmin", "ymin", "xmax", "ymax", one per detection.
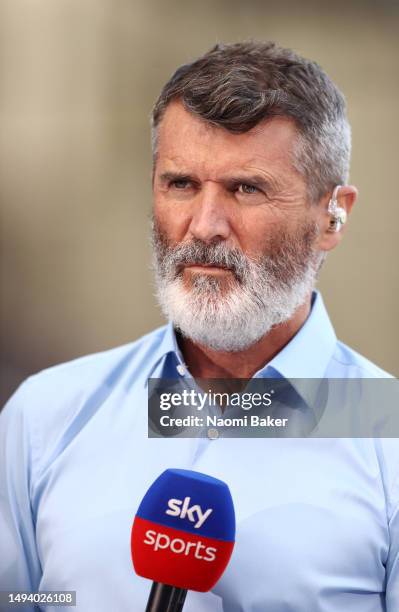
[{"xmin": 131, "ymin": 468, "xmax": 236, "ymax": 591}]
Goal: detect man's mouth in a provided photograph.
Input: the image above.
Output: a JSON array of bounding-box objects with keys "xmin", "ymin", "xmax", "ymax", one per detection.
[{"xmin": 181, "ymin": 263, "xmax": 233, "ymax": 274}]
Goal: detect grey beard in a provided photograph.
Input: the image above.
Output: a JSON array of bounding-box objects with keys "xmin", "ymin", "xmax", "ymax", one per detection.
[{"xmin": 151, "ymin": 222, "xmax": 324, "ymax": 352}]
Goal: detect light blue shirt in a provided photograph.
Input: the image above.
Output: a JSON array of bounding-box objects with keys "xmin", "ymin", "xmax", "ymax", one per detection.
[{"xmin": 1, "ymin": 292, "xmax": 398, "ymax": 611}]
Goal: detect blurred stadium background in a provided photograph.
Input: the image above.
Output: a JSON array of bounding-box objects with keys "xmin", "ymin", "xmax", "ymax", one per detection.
[{"xmin": 1, "ymin": 0, "xmax": 398, "ymax": 405}]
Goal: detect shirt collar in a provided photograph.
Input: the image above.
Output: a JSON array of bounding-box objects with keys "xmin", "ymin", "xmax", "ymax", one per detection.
[
  {"xmin": 252, "ymin": 291, "xmax": 337, "ymax": 411},
  {"xmin": 257, "ymin": 290, "xmax": 337, "ymax": 380},
  {"xmin": 146, "ymin": 290, "xmax": 337, "ymax": 384},
  {"xmin": 146, "ymin": 321, "xmax": 186, "ymax": 380}
]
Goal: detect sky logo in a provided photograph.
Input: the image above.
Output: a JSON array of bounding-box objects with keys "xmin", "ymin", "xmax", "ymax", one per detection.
[{"xmin": 165, "ymin": 497, "xmax": 213, "ymax": 528}]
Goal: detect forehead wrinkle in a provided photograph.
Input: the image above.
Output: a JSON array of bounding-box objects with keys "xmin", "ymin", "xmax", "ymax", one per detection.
[
  {"xmin": 157, "ymin": 112, "xmax": 300, "ymax": 174},
  {"xmin": 158, "ymin": 103, "xmax": 300, "ymax": 157}
]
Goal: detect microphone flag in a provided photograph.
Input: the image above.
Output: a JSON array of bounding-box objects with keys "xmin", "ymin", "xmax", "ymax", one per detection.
[{"xmin": 131, "ymin": 468, "xmax": 235, "ymax": 591}]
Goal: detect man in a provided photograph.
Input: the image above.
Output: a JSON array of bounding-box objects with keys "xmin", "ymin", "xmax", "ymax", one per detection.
[{"xmin": 0, "ymin": 41, "xmax": 397, "ymax": 611}]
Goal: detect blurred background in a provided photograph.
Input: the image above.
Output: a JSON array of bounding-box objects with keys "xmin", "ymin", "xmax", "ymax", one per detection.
[{"xmin": 1, "ymin": 0, "xmax": 398, "ymax": 405}]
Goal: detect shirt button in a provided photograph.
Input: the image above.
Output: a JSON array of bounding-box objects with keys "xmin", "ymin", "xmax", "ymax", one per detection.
[
  {"xmin": 207, "ymin": 428, "xmax": 219, "ymax": 440},
  {"xmin": 176, "ymin": 364, "xmax": 186, "ymax": 376}
]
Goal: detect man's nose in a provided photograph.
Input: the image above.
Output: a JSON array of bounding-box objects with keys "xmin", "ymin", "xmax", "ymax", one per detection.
[{"xmin": 188, "ymin": 183, "xmax": 231, "ymax": 243}]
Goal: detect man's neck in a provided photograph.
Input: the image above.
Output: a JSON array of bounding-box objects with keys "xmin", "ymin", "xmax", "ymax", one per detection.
[{"xmin": 178, "ymin": 296, "xmax": 312, "ymax": 379}]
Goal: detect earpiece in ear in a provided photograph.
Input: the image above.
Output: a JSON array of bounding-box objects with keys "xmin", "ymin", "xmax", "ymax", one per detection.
[{"xmin": 327, "ymin": 185, "xmax": 347, "ymax": 233}]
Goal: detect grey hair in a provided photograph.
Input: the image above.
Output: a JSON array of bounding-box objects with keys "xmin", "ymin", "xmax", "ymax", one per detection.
[{"xmin": 151, "ymin": 41, "xmax": 351, "ymax": 203}]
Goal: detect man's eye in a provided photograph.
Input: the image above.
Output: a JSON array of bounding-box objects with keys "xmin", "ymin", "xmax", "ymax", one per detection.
[
  {"xmin": 171, "ymin": 179, "xmax": 191, "ymax": 189},
  {"xmin": 238, "ymin": 183, "xmax": 259, "ymax": 195}
]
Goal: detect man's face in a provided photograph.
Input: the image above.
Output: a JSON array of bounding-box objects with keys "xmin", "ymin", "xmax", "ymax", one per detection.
[{"xmin": 152, "ymin": 101, "xmax": 323, "ymax": 352}]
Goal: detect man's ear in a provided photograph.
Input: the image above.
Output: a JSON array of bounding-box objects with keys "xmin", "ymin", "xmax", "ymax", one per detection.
[{"xmin": 316, "ymin": 185, "xmax": 358, "ymax": 252}]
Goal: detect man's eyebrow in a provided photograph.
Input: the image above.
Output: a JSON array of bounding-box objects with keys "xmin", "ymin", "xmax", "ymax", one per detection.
[{"xmin": 158, "ymin": 171, "xmax": 197, "ymax": 183}]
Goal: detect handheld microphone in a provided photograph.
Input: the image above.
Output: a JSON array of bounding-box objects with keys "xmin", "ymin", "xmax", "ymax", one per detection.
[{"xmin": 131, "ymin": 468, "xmax": 235, "ymax": 612}]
